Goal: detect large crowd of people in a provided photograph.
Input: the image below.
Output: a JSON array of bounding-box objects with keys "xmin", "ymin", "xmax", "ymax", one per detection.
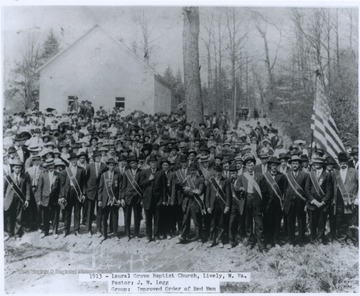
[{"xmin": 3, "ymin": 104, "xmax": 359, "ymax": 252}]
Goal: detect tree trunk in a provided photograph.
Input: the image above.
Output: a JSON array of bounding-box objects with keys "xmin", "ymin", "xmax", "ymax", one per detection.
[{"xmin": 183, "ymin": 7, "xmax": 203, "ymax": 124}]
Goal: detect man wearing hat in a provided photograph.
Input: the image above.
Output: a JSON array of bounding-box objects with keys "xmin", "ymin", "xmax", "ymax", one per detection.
[
  {"xmin": 300, "ymin": 155, "xmax": 311, "ymax": 173},
  {"xmin": 348, "ymin": 146, "xmax": 358, "ymax": 170},
  {"xmin": 97, "ymin": 158, "xmax": 121, "ymax": 241},
  {"xmin": 255, "ymin": 152, "xmax": 270, "ymax": 175},
  {"xmin": 332, "ymin": 152, "xmax": 358, "ymax": 245},
  {"xmin": 25, "ymin": 154, "xmax": 43, "ymax": 231},
  {"xmin": 306, "ymin": 156, "xmax": 333, "ymax": 244},
  {"xmin": 325, "ymin": 156, "xmax": 338, "ymax": 242},
  {"xmin": 25, "ymin": 145, "xmax": 42, "ymax": 170},
  {"xmin": 278, "ymin": 153, "xmax": 290, "ymax": 174},
  {"xmin": 259, "ymin": 157, "xmax": 286, "ymax": 248},
  {"xmin": 25, "ymin": 128, "xmax": 44, "ymax": 149},
  {"xmin": 35, "ymin": 158, "xmax": 62, "ymax": 239},
  {"xmin": 159, "ymin": 158, "xmax": 174, "ymax": 239},
  {"xmin": 177, "ymin": 162, "xmax": 206, "ymax": 244},
  {"xmin": 236, "ymin": 154, "xmax": 265, "ymax": 252},
  {"xmin": 4, "ymin": 159, "xmax": 30, "ymax": 241},
  {"xmin": 116, "ymin": 154, "xmax": 128, "ymax": 175},
  {"xmin": 121, "ymin": 155, "xmax": 143, "ymax": 241},
  {"xmin": 60, "ymin": 153, "xmax": 87, "ymax": 237},
  {"xmin": 139, "ymin": 154, "xmax": 166, "ymax": 243},
  {"xmin": 228, "ymin": 163, "xmax": 246, "ymax": 248},
  {"xmin": 172, "ymin": 154, "xmax": 190, "ymax": 235},
  {"xmin": 206, "ymin": 165, "xmax": 231, "ymax": 248},
  {"xmin": 13, "ymin": 134, "xmax": 30, "ymax": 164},
  {"xmin": 85, "ymin": 150, "xmax": 108, "ymax": 238},
  {"xmin": 283, "ymin": 155, "xmax": 311, "ymax": 246}
]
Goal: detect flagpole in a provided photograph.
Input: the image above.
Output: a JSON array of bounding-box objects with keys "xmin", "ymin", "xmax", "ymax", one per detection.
[{"xmin": 310, "ymin": 70, "xmax": 319, "ymax": 160}]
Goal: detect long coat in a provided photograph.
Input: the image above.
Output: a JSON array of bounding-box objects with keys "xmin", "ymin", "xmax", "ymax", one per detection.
[
  {"xmin": 139, "ymin": 168, "xmax": 166, "ymax": 210},
  {"xmin": 306, "ymin": 169, "xmax": 333, "ymax": 211},
  {"xmin": 35, "ymin": 171, "xmax": 61, "ymax": 207},
  {"xmin": 283, "ymin": 171, "xmax": 311, "ymax": 214},
  {"xmin": 86, "ymin": 162, "xmax": 108, "ymax": 200},
  {"xmin": 60, "ymin": 166, "xmax": 87, "ymax": 200},
  {"xmin": 206, "ymin": 176, "xmax": 231, "ymax": 210},
  {"xmin": 97, "ymin": 170, "xmax": 121, "ymax": 208},
  {"xmin": 259, "ymin": 171, "xmax": 286, "ymax": 212},
  {"xmin": 332, "ymin": 167, "xmax": 358, "ymax": 214},
  {"xmin": 171, "ymin": 168, "xmax": 190, "ymax": 206},
  {"xmin": 4, "ymin": 172, "xmax": 31, "ymax": 211},
  {"xmin": 121, "ymin": 168, "xmax": 142, "ymax": 205}
]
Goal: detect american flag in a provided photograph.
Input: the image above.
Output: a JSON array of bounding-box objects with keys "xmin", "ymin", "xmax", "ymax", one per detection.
[{"xmin": 310, "ymin": 74, "xmax": 345, "ymax": 160}]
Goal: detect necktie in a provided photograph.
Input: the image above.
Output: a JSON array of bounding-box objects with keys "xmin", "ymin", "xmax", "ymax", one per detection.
[{"xmin": 16, "ymin": 174, "xmax": 20, "ymax": 186}]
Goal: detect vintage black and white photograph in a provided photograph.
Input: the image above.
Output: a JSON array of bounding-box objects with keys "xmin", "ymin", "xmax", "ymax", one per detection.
[{"xmin": 2, "ymin": 0, "xmax": 359, "ymax": 294}]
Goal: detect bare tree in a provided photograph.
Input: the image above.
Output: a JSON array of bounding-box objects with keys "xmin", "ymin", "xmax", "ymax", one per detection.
[
  {"xmin": 133, "ymin": 9, "xmax": 154, "ymax": 65},
  {"xmin": 183, "ymin": 7, "xmax": 203, "ymax": 124},
  {"xmin": 225, "ymin": 7, "xmax": 247, "ymax": 121},
  {"xmin": 5, "ymin": 30, "xmax": 42, "ymax": 110},
  {"xmin": 250, "ymin": 9, "xmax": 282, "ymax": 91}
]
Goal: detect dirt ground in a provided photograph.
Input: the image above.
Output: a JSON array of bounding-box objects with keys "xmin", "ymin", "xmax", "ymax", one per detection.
[{"xmin": 3, "ymin": 218, "xmax": 359, "ymax": 294}]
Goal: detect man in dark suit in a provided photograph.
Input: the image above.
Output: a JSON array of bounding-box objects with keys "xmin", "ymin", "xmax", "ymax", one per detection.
[
  {"xmin": 177, "ymin": 162, "xmax": 205, "ymax": 243},
  {"xmin": 59, "ymin": 153, "xmax": 87, "ymax": 237},
  {"xmin": 121, "ymin": 155, "xmax": 143, "ymax": 241},
  {"xmin": 228, "ymin": 164, "xmax": 246, "ymax": 249},
  {"xmin": 139, "ymin": 154, "xmax": 166, "ymax": 243},
  {"xmin": 259, "ymin": 156, "xmax": 286, "ymax": 248},
  {"xmin": 283, "ymin": 155, "xmax": 311, "ymax": 246},
  {"xmin": 35, "ymin": 158, "xmax": 62, "ymax": 239},
  {"xmin": 254, "ymin": 153, "xmax": 269, "ymax": 175},
  {"xmin": 13, "ymin": 134, "xmax": 30, "ymax": 164},
  {"xmin": 306, "ymin": 156, "xmax": 333, "ymax": 244},
  {"xmin": 171, "ymin": 154, "xmax": 189, "ymax": 234},
  {"xmin": 333, "ymin": 152, "xmax": 358, "ymax": 245},
  {"xmin": 237, "ymin": 154, "xmax": 265, "ymax": 252},
  {"xmin": 206, "ymin": 164, "xmax": 231, "ymax": 248},
  {"xmin": 4, "ymin": 159, "xmax": 30, "ymax": 241},
  {"xmin": 85, "ymin": 150, "xmax": 107, "ymax": 238},
  {"xmin": 97, "ymin": 158, "xmax": 121, "ymax": 241}
]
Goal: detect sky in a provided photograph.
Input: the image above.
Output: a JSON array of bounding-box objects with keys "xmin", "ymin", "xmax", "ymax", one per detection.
[{"xmin": 2, "ymin": 3, "xmax": 358, "ymax": 85}]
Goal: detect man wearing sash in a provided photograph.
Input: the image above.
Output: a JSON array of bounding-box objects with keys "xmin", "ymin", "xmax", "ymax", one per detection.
[
  {"xmin": 139, "ymin": 154, "xmax": 166, "ymax": 243},
  {"xmin": 177, "ymin": 163, "xmax": 205, "ymax": 243},
  {"xmin": 197, "ymin": 155, "xmax": 213, "ymax": 241},
  {"xmin": 206, "ymin": 165, "xmax": 231, "ymax": 248},
  {"xmin": 159, "ymin": 158, "xmax": 174, "ymax": 239},
  {"xmin": 35, "ymin": 158, "xmax": 62, "ymax": 239},
  {"xmin": 4, "ymin": 159, "xmax": 30, "ymax": 241},
  {"xmin": 121, "ymin": 155, "xmax": 143, "ymax": 241},
  {"xmin": 228, "ymin": 164, "xmax": 246, "ymax": 249},
  {"xmin": 259, "ymin": 157, "xmax": 286, "ymax": 248},
  {"xmin": 60, "ymin": 153, "xmax": 87, "ymax": 237},
  {"xmin": 306, "ymin": 156, "xmax": 333, "ymax": 244},
  {"xmin": 325, "ymin": 156, "xmax": 338, "ymax": 242},
  {"xmin": 85, "ymin": 150, "xmax": 107, "ymax": 238},
  {"xmin": 171, "ymin": 154, "xmax": 189, "ymax": 235},
  {"xmin": 98, "ymin": 158, "xmax": 121, "ymax": 240},
  {"xmin": 333, "ymin": 152, "xmax": 358, "ymax": 245},
  {"xmin": 237, "ymin": 154, "xmax": 265, "ymax": 252},
  {"xmin": 283, "ymin": 155, "xmax": 311, "ymax": 246}
]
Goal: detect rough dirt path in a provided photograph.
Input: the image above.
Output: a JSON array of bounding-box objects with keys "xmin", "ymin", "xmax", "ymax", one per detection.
[{"xmin": 4, "ymin": 226, "xmax": 359, "ymax": 293}]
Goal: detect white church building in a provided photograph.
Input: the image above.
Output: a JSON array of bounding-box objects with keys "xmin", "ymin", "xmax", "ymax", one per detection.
[{"xmin": 37, "ymin": 25, "xmax": 173, "ymax": 115}]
